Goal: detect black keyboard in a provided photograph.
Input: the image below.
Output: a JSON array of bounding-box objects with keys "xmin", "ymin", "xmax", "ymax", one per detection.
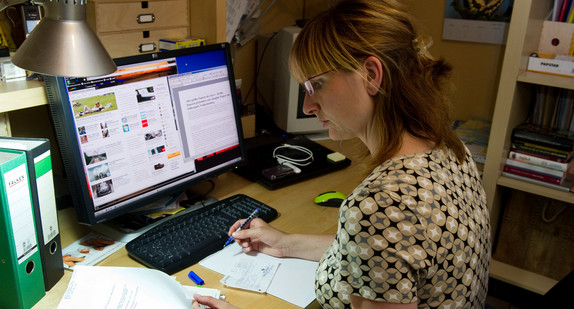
[{"xmin": 125, "ymin": 194, "xmax": 278, "ymax": 274}]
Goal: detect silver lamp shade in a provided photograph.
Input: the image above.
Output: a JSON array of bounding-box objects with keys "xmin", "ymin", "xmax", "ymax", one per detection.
[{"xmin": 11, "ymin": 0, "xmax": 117, "ymax": 77}]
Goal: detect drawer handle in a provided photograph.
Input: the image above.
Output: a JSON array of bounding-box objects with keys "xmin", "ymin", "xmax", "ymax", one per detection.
[
  {"xmin": 139, "ymin": 43, "xmax": 156, "ymax": 53},
  {"xmin": 137, "ymin": 13, "xmax": 155, "ymax": 24}
]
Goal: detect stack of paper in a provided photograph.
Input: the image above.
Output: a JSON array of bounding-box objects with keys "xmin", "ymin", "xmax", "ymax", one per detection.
[{"xmin": 57, "ymin": 266, "xmax": 221, "ymax": 309}]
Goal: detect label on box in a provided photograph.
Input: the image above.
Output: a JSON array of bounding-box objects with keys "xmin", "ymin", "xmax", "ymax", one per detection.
[
  {"xmin": 159, "ymin": 38, "xmax": 206, "ymax": 51},
  {"xmin": 527, "ymin": 55, "xmax": 574, "ymax": 78}
]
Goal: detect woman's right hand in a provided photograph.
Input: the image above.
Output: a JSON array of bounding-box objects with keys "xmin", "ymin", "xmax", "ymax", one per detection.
[{"xmin": 227, "ymin": 218, "xmax": 289, "ymax": 258}]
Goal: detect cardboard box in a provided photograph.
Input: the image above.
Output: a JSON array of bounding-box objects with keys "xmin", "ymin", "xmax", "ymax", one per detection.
[
  {"xmin": 538, "ymin": 21, "xmax": 574, "ymax": 56},
  {"xmin": 159, "ymin": 38, "xmax": 206, "ymax": 51},
  {"xmin": 241, "ymin": 114, "xmax": 256, "ymax": 139}
]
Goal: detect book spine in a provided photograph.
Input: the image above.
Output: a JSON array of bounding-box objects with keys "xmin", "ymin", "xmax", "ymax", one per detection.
[
  {"xmin": 568, "ymin": 0, "xmax": 574, "ymax": 22},
  {"xmin": 503, "ymin": 165, "xmax": 562, "ymax": 185},
  {"xmin": 508, "ymin": 151, "xmax": 568, "ymax": 171},
  {"xmin": 511, "ymin": 141, "xmax": 570, "ymax": 160},
  {"xmin": 501, "ymin": 172, "xmax": 570, "ymax": 192},
  {"xmin": 559, "ymin": 0, "xmax": 571, "ymax": 21},
  {"xmin": 512, "ymin": 128, "xmax": 574, "ymax": 152},
  {"xmin": 0, "ymin": 150, "xmax": 46, "ymax": 308},
  {"xmin": 505, "ymin": 158, "xmax": 565, "ymax": 177},
  {"xmin": 552, "ymin": 0, "xmax": 562, "ymax": 21}
]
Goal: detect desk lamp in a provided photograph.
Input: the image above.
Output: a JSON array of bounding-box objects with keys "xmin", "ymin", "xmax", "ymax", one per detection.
[{"xmin": 0, "ymin": 0, "xmax": 116, "ymax": 77}]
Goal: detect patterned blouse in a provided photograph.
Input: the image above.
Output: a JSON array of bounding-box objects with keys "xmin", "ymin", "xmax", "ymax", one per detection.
[{"xmin": 315, "ymin": 147, "xmax": 491, "ymax": 308}]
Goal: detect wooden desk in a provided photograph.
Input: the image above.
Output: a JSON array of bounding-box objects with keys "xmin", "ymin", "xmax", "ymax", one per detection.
[{"xmin": 33, "ymin": 139, "xmax": 369, "ymax": 308}]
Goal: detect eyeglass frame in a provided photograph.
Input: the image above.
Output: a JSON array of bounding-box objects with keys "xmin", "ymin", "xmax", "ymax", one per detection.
[{"xmin": 302, "ymin": 69, "xmax": 334, "ymax": 96}]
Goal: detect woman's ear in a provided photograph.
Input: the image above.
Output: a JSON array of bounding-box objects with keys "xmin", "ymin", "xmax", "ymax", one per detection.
[{"xmin": 363, "ymin": 56, "xmax": 383, "ymax": 96}]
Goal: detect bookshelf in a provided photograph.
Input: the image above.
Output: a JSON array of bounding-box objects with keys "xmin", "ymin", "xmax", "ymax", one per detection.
[
  {"xmin": 0, "ymin": 80, "xmax": 46, "ymax": 113},
  {"xmin": 482, "ymin": 0, "xmax": 574, "ymax": 295}
]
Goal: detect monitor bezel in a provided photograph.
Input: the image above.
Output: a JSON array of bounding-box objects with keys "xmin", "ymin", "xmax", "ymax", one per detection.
[{"xmin": 45, "ymin": 43, "xmax": 246, "ymax": 226}]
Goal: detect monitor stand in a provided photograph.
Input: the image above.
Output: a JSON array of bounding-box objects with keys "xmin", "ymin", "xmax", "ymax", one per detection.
[{"xmin": 89, "ymin": 192, "xmax": 219, "ymax": 243}]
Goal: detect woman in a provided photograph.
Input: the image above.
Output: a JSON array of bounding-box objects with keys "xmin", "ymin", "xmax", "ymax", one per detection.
[{"xmin": 193, "ymin": 0, "xmax": 491, "ymax": 308}]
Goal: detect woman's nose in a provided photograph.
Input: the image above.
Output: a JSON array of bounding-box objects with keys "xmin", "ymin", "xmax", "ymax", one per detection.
[{"xmin": 302, "ymin": 94, "xmax": 319, "ymax": 115}]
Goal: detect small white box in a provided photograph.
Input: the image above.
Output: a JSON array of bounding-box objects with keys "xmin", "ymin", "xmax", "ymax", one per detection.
[{"xmin": 527, "ymin": 53, "xmax": 574, "ymax": 78}]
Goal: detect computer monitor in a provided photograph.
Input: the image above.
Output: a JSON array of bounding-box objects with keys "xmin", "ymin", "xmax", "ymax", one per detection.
[
  {"xmin": 257, "ymin": 26, "xmax": 327, "ymax": 135},
  {"xmin": 45, "ymin": 43, "xmax": 245, "ymax": 226}
]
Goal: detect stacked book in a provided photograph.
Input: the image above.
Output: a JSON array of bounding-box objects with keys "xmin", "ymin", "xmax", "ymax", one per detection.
[
  {"xmin": 503, "ymin": 122, "xmax": 574, "ymax": 191},
  {"xmin": 453, "ymin": 118, "xmax": 491, "ymax": 169}
]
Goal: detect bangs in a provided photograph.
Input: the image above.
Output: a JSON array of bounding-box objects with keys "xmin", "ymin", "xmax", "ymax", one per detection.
[{"xmin": 289, "ymin": 13, "xmax": 360, "ymax": 83}]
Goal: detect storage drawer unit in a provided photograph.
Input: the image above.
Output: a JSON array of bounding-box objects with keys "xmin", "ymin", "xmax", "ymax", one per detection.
[{"xmin": 87, "ymin": 0, "xmax": 189, "ymax": 58}]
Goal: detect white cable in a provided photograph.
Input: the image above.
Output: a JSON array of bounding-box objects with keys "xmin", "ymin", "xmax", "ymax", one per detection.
[
  {"xmin": 279, "ymin": 161, "xmax": 301, "ymax": 173},
  {"xmin": 273, "ymin": 144, "xmax": 314, "ymax": 167}
]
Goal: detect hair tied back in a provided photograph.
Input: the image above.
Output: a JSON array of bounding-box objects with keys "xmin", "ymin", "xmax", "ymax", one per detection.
[{"xmin": 412, "ymin": 35, "xmax": 434, "ymax": 59}]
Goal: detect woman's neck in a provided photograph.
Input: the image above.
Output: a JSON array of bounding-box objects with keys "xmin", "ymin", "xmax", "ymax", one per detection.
[{"xmin": 396, "ymin": 133, "xmax": 435, "ymax": 157}]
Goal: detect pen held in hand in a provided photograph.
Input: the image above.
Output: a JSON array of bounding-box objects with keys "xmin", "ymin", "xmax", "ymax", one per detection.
[{"xmin": 223, "ymin": 208, "xmax": 260, "ymax": 247}]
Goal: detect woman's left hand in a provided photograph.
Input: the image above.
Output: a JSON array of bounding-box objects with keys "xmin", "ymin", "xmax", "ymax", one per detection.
[{"xmin": 191, "ymin": 294, "xmax": 240, "ymax": 309}]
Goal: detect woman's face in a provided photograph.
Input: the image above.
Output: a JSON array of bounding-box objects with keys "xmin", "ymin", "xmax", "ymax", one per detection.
[{"xmin": 302, "ymin": 70, "xmax": 376, "ymax": 142}]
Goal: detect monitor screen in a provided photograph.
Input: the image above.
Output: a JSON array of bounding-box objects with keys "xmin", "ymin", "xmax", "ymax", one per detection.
[{"xmin": 45, "ymin": 43, "xmax": 245, "ymax": 226}]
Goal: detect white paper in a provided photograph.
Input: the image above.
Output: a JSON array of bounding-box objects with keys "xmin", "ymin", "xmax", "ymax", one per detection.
[
  {"xmin": 182, "ymin": 286, "xmax": 222, "ymax": 300},
  {"xmin": 57, "ymin": 266, "xmax": 192, "ymax": 309},
  {"xmin": 34, "ymin": 151, "xmax": 60, "ymax": 244},
  {"xmin": 4, "ymin": 163, "xmax": 38, "ymax": 264},
  {"xmin": 226, "ymin": 0, "xmax": 250, "ymax": 42},
  {"xmin": 221, "ymin": 257, "xmax": 279, "ymax": 293},
  {"xmin": 199, "ymin": 243, "xmax": 318, "ymax": 308}
]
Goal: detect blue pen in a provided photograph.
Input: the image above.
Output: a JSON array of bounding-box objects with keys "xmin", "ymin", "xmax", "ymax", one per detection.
[{"xmin": 223, "ymin": 208, "xmax": 260, "ymax": 247}]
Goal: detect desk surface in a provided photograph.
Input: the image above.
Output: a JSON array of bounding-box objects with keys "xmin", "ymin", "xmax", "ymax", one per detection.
[{"xmin": 33, "ymin": 139, "xmax": 369, "ymax": 309}]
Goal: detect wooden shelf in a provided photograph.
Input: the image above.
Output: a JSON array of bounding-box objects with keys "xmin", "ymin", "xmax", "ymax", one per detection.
[
  {"xmin": 0, "ymin": 80, "xmax": 47, "ymax": 113},
  {"xmin": 482, "ymin": 0, "xmax": 572, "ymax": 295},
  {"xmin": 517, "ymin": 70, "xmax": 574, "ymax": 90},
  {"xmin": 490, "ymin": 259, "xmax": 557, "ymax": 295},
  {"xmin": 497, "ymin": 176, "xmax": 574, "ymax": 204}
]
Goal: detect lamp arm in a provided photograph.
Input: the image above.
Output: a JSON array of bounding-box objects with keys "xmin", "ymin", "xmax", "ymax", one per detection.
[{"xmin": 0, "ymin": 0, "xmax": 42, "ymax": 12}]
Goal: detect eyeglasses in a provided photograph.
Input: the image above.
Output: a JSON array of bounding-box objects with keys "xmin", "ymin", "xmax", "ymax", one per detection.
[{"xmin": 302, "ymin": 70, "xmax": 334, "ymax": 96}]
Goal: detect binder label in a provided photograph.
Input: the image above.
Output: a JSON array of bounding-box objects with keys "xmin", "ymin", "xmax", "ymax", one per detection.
[
  {"xmin": 34, "ymin": 150, "xmax": 60, "ymax": 243},
  {"xmin": 3, "ymin": 164, "xmax": 38, "ymax": 264}
]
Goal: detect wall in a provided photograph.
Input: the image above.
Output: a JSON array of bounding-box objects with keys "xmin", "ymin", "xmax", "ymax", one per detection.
[
  {"xmin": 404, "ymin": 0, "xmax": 505, "ymax": 122},
  {"xmin": 232, "ymin": 0, "xmax": 335, "ymax": 107},
  {"xmin": 231, "ymin": 0, "xmax": 506, "ymax": 122},
  {"xmin": 7, "ymin": 0, "xmax": 505, "ymax": 137},
  {"xmin": 6, "ymin": 0, "xmax": 507, "ymax": 177}
]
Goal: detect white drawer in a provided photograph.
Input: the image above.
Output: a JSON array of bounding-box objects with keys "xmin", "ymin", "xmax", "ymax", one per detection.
[
  {"xmin": 99, "ymin": 27, "xmax": 189, "ymax": 58},
  {"xmin": 88, "ymin": 0, "xmax": 188, "ymax": 33}
]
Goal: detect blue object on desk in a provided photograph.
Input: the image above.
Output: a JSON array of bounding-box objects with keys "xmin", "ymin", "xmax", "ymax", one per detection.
[{"xmin": 188, "ymin": 271, "xmax": 204, "ymax": 285}]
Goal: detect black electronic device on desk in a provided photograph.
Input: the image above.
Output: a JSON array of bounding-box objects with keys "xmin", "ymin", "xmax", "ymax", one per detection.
[
  {"xmin": 235, "ymin": 134, "xmax": 351, "ymax": 190},
  {"xmin": 44, "ymin": 43, "xmax": 246, "ymax": 227},
  {"xmin": 125, "ymin": 194, "xmax": 278, "ymax": 275}
]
